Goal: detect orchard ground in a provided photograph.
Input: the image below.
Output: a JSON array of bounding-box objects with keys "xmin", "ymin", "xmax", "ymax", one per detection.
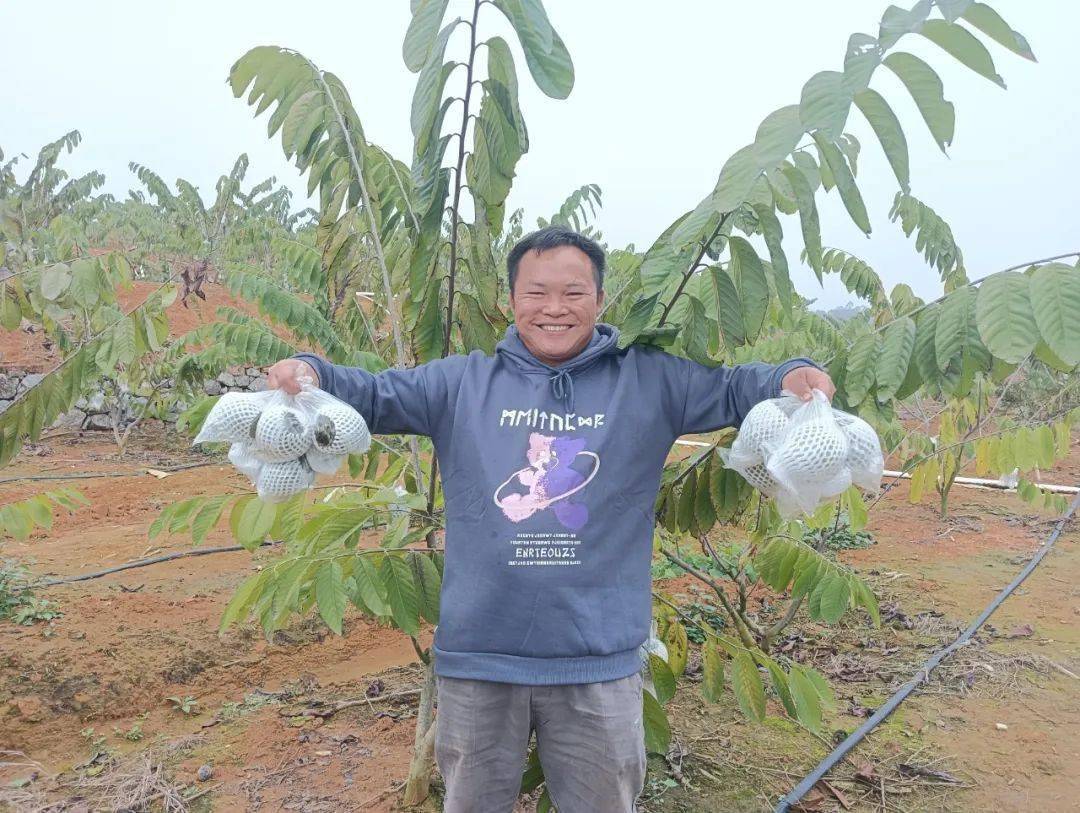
[{"xmin": 1, "ymin": 294, "xmax": 1077, "ymax": 811}]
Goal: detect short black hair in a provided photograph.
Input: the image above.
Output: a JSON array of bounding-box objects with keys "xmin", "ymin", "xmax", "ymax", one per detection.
[{"xmin": 506, "ymin": 226, "xmax": 605, "ymax": 295}]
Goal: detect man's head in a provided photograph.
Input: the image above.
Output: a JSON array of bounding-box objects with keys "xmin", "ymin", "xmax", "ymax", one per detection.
[{"xmin": 507, "ymin": 226, "xmax": 606, "ymax": 367}]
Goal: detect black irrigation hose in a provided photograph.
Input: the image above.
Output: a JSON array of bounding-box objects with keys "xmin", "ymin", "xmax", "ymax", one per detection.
[
  {"xmin": 775, "ymin": 488, "xmax": 1080, "ymax": 812},
  {"xmin": 40, "ymin": 541, "xmax": 278, "ymax": 586},
  {"xmin": 0, "ymin": 460, "xmax": 217, "ymax": 485}
]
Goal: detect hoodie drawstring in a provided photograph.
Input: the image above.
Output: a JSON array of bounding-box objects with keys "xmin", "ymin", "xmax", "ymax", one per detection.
[{"xmin": 549, "ymin": 369, "xmax": 576, "ymax": 414}]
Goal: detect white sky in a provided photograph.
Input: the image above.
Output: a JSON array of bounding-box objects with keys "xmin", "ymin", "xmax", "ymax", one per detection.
[{"xmin": 3, "ymin": 1, "xmax": 1077, "ymax": 308}]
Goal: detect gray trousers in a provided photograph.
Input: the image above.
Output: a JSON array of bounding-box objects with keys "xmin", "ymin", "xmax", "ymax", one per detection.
[{"xmin": 434, "ymin": 671, "xmax": 647, "ymax": 813}]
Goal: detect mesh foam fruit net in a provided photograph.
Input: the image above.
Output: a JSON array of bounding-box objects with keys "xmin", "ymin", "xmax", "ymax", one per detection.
[
  {"xmin": 721, "ymin": 390, "xmax": 883, "ymax": 518},
  {"xmin": 193, "ymin": 381, "xmax": 371, "ymax": 502}
]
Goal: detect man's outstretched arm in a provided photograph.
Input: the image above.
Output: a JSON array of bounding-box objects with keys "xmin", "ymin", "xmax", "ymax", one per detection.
[
  {"xmin": 677, "ymin": 356, "xmax": 834, "ymax": 436},
  {"xmin": 267, "ymin": 353, "xmax": 464, "ymax": 438}
]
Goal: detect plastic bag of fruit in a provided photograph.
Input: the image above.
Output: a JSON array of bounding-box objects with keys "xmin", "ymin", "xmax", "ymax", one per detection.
[
  {"xmin": 193, "ymin": 380, "xmax": 371, "ymax": 503},
  {"xmin": 720, "ymin": 389, "xmax": 883, "ymax": 518}
]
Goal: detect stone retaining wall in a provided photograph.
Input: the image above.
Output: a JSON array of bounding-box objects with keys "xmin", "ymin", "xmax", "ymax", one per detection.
[{"xmin": 0, "ymin": 366, "xmax": 269, "ymax": 430}]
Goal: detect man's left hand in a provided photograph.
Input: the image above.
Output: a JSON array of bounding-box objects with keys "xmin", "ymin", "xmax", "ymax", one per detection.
[{"xmin": 782, "ymin": 366, "xmax": 836, "ymax": 402}]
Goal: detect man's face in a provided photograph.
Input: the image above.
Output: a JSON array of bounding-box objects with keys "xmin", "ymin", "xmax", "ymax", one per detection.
[{"xmin": 509, "ymin": 245, "xmax": 605, "ymax": 367}]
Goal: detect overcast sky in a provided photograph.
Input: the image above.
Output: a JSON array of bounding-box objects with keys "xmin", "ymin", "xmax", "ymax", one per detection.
[{"xmin": 3, "ymin": 1, "xmax": 1077, "ymax": 308}]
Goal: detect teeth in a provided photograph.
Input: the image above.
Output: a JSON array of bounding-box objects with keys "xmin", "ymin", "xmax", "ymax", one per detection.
[{"xmin": 540, "ymin": 325, "xmax": 570, "ymax": 332}]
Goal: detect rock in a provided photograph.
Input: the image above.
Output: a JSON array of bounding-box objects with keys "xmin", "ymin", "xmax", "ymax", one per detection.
[
  {"xmin": 84, "ymin": 391, "xmax": 106, "ymax": 412},
  {"xmin": 197, "ymin": 765, "xmax": 213, "ymax": 782},
  {"xmin": 246, "ymin": 367, "xmax": 261, "ymax": 378},
  {"xmin": 249, "ymin": 377, "xmax": 268, "ymax": 392},
  {"xmin": 85, "ymin": 414, "xmax": 114, "ymax": 431},
  {"xmin": 218, "ymin": 371, "xmax": 237, "ymax": 387},
  {"xmin": 53, "ymin": 408, "xmax": 87, "ymax": 428},
  {"xmin": 20, "ymin": 373, "xmax": 45, "ymax": 390},
  {"xmin": 0, "ymin": 374, "xmax": 16, "ymax": 399},
  {"xmin": 204, "ymin": 380, "xmax": 222, "ymax": 396},
  {"xmin": 234, "ymin": 374, "xmax": 251, "ymax": 387},
  {"xmin": 0, "ymin": 400, "xmax": 11, "ymax": 414}
]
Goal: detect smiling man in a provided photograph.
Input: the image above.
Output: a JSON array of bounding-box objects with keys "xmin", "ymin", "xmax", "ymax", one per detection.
[{"xmin": 267, "ymin": 226, "xmax": 833, "ymax": 812}]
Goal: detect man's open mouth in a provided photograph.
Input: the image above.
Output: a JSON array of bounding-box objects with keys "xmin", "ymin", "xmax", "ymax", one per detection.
[{"xmin": 538, "ymin": 325, "xmax": 572, "ymax": 332}]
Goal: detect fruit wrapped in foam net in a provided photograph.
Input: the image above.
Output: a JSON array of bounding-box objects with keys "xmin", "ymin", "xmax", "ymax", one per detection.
[
  {"xmin": 193, "ymin": 378, "xmax": 371, "ymax": 500},
  {"xmin": 720, "ymin": 389, "xmax": 883, "ymax": 518}
]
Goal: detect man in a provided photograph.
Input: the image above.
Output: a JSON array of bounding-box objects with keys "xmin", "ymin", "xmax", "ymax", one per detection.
[{"xmin": 267, "ymin": 227, "xmax": 833, "ymax": 812}]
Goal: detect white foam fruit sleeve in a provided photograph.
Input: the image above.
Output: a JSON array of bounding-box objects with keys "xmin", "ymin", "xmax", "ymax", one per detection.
[
  {"xmin": 720, "ymin": 389, "xmax": 884, "ymax": 518},
  {"xmin": 193, "ymin": 380, "xmax": 372, "ymax": 502}
]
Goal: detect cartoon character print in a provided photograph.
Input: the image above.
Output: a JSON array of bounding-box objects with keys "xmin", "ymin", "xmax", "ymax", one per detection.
[{"xmin": 493, "ymin": 432, "xmax": 600, "ymax": 531}]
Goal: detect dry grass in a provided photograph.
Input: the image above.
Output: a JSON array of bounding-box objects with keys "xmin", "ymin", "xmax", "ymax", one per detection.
[{"xmin": 0, "ymin": 749, "xmax": 193, "ymax": 813}]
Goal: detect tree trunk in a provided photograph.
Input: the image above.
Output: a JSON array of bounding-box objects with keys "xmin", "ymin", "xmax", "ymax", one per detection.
[{"xmin": 402, "ymin": 655, "xmax": 439, "ymax": 806}]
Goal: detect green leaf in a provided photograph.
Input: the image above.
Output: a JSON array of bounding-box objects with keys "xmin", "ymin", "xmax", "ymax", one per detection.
[
  {"xmin": 935, "ymin": 286, "xmax": 975, "ymax": 373},
  {"xmin": 648, "ymin": 653, "xmax": 676, "ymax": 704},
  {"xmin": 844, "ymin": 333, "xmax": 878, "ymax": 405},
  {"xmin": 732, "ymin": 653, "xmax": 766, "ymax": 722},
  {"xmin": 700, "ymin": 638, "xmax": 725, "ymax": 702},
  {"xmin": 380, "ymin": 554, "xmax": 420, "ymax": 636},
  {"xmin": 457, "ymin": 292, "xmax": 498, "ymax": 354},
  {"xmin": 799, "ymin": 71, "xmax": 851, "ymax": 141},
  {"xmin": 843, "ymin": 33, "xmax": 882, "ymax": 92},
  {"xmin": 410, "ymin": 21, "xmax": 460, "ymax": 139},
  {"xmin": 763, "ymin": 659, "xmax": 797, "ymax": 718},
  {"xmin": 818, "ymin": 571, "xmax": 851, "ymax": 624},
  {"xmin": 975, "ymin": 271, "xmax": 1038, "ymax": 364},
  {"xmin": 711, "ymin": 266, "xmax": 745, "ymax": 349},
  {"xmin": 219, "ymin": 569, "xmax": 269, "ymax": 631},
  {"xmin": 728, "ymin": 236, "xmax": 769, "ymax": 342},
  {"xmin": 845, "ymin": 487, "xmax": 869, "ymax": 530},
  {"xmin": 677, "ymin": 469, "xmax": 697, "ymax": 533},
  {"xmin": 41, "ymin": 263, "xmax": 72, "ymax": 301},
  {"xmin": 191, "ymin": 495, "xmax": 230, "ymax": 546},
  {"xmin": 618, "ymin": 291, "xmax": 660, "ymax": 346},
  {"xmin": 492, "ymin": 0, "xmax": 574, "ymax": 99},
  {"xmin": 642, "ymin": 689, "xmax": 671, "ymax": 754},
  {"xmin": 236, "ymin": 497, "xmax": 276, "ymax": 551},
  {"xmin": 353, "ymin": 554, "xmax": 390, "ymax": 616},
  {"xmin": 878, "ymin": 1, "xmax": 931, "ymax": 49},
  {"xmin": 315, "ymin": 561, "xmax": 347, "ymax": 634},
  {"xmin": 811, "ymin": 133, "xmax": 870, "ymax": 235},
  {"xmin": 1029, "ymin": 263, "xmax": 1080, "ymax": 367},
  {"xmin": 919, "ymin": 19, "xmax": 1005, "ymax": 87},
  {"xmin": 883, "ymin": 52, "xmax": 955, "ymax": 152},
  {"xmin": 751, "ymin": 203, "xmax": 793, "ymax": 316},
  {"xmin": 781, "ymin": 162, "xmax": 822, "ymax": 281},
  {"xmin": 788, "ymin": 667, "xmax": 824, "ymax": 733},
  {"xmin": 403, "ymin": 0, "xmax": 450, "ymax": 72},
  {"xmin": 961, "ymin": 3, "xmax": 1035, "ymax": 61},
  {"xmin": 408, "ymin": 550, "xmax": 442, "ymax": 624},
  {"xmin": 854, "ymin": 88, "xmax": 909, "ymax": 192},
  {"xmin": 413, "ymin": 277, "xmax": 445, "ymax": 363},
  {"xmin": 753, "ymin": 105, "xmax": 804, "ymax": 167},
  {"xmin": 876, "ymin": 316, "xmax": 916, "ymax": 400}
]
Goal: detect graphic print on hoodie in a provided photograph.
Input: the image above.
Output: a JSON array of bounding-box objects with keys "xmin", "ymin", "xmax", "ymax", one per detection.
[{"xmin": 294, "ymin": 323, "xmax": 819, "ymax": 685}]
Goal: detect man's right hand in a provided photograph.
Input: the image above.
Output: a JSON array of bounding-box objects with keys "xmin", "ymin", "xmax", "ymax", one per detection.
[{"xmin": 267, "ymin": 358, "xmax": 320, "ymax": 394}]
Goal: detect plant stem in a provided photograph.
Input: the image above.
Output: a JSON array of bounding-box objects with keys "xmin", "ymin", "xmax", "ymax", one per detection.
[
  {"xmin": 656, "ymin": 215, "xmax": 730, "ymax": 327},
  {"xmin": 424, "ymin": 0, "xmax": 483, "ymax": 544}
]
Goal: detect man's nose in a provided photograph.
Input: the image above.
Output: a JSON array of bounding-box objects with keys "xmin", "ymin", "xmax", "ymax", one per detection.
[{"xmin": 542, "ymin": 298, "xmax": 570, "ymax": 314}]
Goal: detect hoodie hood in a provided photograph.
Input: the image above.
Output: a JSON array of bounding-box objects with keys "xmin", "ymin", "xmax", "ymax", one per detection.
[{"xmin": 496, "ymin": 322, "xmax": 621, "ymax": 413}]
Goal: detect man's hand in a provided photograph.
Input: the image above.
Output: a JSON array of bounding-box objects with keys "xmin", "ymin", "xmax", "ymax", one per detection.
[
  {"xmin": 267, "ymin": 358, "xmax": 319, "ymax": 394},
  {"xmin": 782, "ymin": 365, "xmax": 835, "ymax": 402}
]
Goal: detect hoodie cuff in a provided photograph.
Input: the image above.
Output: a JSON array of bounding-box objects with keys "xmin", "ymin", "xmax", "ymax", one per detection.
[{"xmin": 769, "ymin": 357, "xmax": 824, "ymax": 398}]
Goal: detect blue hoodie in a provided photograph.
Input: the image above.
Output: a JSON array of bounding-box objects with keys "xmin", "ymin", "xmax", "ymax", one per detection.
[{"xmin": 293, "ymin": 324, "xmax": 818, "ymax": 685}]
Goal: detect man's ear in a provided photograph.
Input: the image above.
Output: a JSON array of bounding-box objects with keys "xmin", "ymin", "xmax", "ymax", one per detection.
[{"xmin": 596, "ymin": 289, "xmax": 605, "ymax": 310}]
